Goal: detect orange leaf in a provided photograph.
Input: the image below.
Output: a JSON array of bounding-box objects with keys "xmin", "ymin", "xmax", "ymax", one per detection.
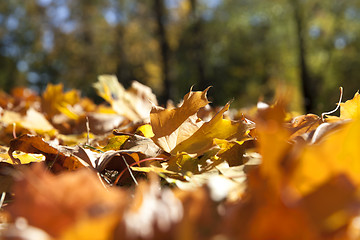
[
  {"xmin": 7, "ymin": 164, "xmax": 126, "ymax": 237},
  {"xmin": 291, "ymin": 118, "xmax": 360, "ymax": 195},
  {"xmin": 8, "ymin": 134, "xmax": 83, "ymax": 172}
]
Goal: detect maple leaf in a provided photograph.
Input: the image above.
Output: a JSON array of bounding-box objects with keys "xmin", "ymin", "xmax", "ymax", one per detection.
[
  {"xmin": 290, "ymin": 117, "xmax": 360, "ymax": 195},
  {"xmin": 8, "ymin": 134, "xmax": 83, "ymax": 172},
  {"xmin": 287, "ymin": 113, "xmax": 322, "ymax": 141},
  {"xmin": 94, "ymin": 75, "xmax": 157, "ymax": 121},
  {"xmin": 0, "ymin": 162, "xmax": 15, "ymax": 193},
  {"xmin": 340, "ymin": 91, "xmax": 360, "ymax": 119},
  {"xmin": 214, "ymin": 139, "xmax": 246, "ymax": 166},
  {"xmin": 150, "ymin": 87, "xmax": 210, "ymax": 153},
  {"xmin": 300, "ymin": 174, "xmax": 357, "ymax": 232},
  {"xmin": 41, "ymin": 83, "xmax": 80, "ymax": 119},
  {"xmin": 1, "ymin": 108, "xmax": 57, "ymax": 137},
  {"xmin": 171, "ymin": 103, "xmax": 249, "ymax": 155}
]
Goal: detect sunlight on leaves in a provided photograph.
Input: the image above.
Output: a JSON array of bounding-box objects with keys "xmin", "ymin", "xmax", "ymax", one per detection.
[
  {"xmin": 150, "ymin": 87, "xmax": 210, "ymax": 152},
  {"xmin": 171, "ymin": 103, "xmax": 249, "ymax": 155},
  {"xmin": 340, "ymin": 91, "xmax": 360, "ymax": 119}
]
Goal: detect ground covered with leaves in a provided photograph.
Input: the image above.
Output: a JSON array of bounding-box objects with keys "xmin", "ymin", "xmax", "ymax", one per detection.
[{"xmin": 1, "ymin": 75, "xmax": 360, "ymax": 239}]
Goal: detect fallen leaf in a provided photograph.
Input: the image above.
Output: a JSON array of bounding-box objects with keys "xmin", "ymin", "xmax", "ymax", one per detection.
[
  {"xmin": 290, "ymin": 117, "xmax": 360, "ymax": 195},
  {"xmin": 115, "ymin": 180, "xmax": 183, "ymax": 239},
  {"xmin": 7, "ymin": 164, "xmax": 127, "ymax": 238},
  {"xmin": 41, "ymin": 83, "xmax": 80, "ymax": 119},
  {"xmin": 171, "ymin": 103, "xmax": 249, "ymax": 155},
  {"xmin": 8, "ymin": 134, "xmax": 83, "ymax": 172},
  {"xmin": 94, "ymin": 75, "xmax": 157, "ymax": 121},
  {"xmin": 150, "ymin": 87, "xmax": 210, "ymax": 152},
  {"xmin": 214, "ymin": 139, "xmax": 246, "ymax": 166},
  {"xmin": 301, "ymin": 174, "xmax": 358, "ymax": 232},
  {"xmin": 0, "ymin": 162, "xmax": 15, "ymax": 193},
  {"xmin": 288, "ymin": 114, "xmax": 322, "ymax": 141},
  {"xmin": 340, "ymin": 91, "xmax": 360, "ymax": 119}
]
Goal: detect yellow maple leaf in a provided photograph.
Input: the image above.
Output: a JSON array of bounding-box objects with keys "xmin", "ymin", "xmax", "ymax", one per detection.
[
  {"xmin": 291, "ymin": 118, "xmax": 360, "ymax": 195},
  {"xmin": 171, "ymin": 103, "xmax": 248, "ymax": 155},
  {"xmin": 94, "ymin": 75, "xmax": 158, "ymax": 121},
  {"xmin": 340, "ymin": 91, "xmax": 360, "ymax": 119},
  {"xmin": 41, "ymin": 83, "xmax": 80, "ymax": 119}
]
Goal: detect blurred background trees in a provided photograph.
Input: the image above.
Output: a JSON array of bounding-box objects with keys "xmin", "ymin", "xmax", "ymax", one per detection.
[{"xmin": 0, "ymin": 0, "xmax": 360, "ymax": 113}]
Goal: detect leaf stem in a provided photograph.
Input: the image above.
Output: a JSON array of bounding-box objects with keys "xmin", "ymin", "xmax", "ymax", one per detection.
[
  {"xmin": 121, "ymin": 155, "xmax": 138, "ymax": 186},
  {"xmin": 86, "ymin": 116, "xmax": 90, "ymax": 145},
  {"xmin": 12, "ymin": 123, "xmax": 16, "ymax": 139},
  {"xmin": 321, "ymin": 87, "xmax": 343, "ymax": 121}
]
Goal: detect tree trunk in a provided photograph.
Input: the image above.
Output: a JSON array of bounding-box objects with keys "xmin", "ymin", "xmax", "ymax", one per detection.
[
  {"xmin": 189, "ymin": 0, "xmax": 207, "ymax": 90},
  {"xmin": 153, "ymin": 0, "xmax": 173, "ymax": 103},
  {"xmin": 291, "ymin": 0, "xmax": 315, "ymax": 113},
  {"xmin": 114, "ymin": 24, "xmax": 132, "ymax": 88}
]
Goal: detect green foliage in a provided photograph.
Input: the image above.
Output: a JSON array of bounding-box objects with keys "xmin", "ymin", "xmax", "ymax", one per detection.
[{"xmin": 0, "ymin": 0, "xmax": 360, "ymax": 112}]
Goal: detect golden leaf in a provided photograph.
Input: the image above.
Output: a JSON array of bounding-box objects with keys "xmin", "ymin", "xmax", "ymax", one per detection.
[
  {"xmin": 150, "ymin": 87, "xmax": 210, "ymax": 152},
  {"xmin": 291, "ymin": 118, "xmax": 360, "ymax": 195},
  {"xmin": 340, "ymin": 91, "xmax": 360, "ymax": 119},
  {"xmin": 171, "ymin": 103, "xmax": 248, "ymax": 155},
  {"xmin": 41, "ymin": 83, "xmax": 80, "ymax": 119},
  {"xmin": 94, "ymin": 75, "xmax": 158, "ymax": 121}
]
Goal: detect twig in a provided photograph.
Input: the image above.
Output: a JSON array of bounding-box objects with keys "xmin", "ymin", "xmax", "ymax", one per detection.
[
  {"xmin": 97, "ymin": 172, "xmax": 109, "ymax": 191},
  {"xmin": 121, "ymin": 155, "xmax": 138, "ymax": 185},
  {"xmin": 0, "ymin": 192, "xmax": 6, "ymax": 210},
  {"xmin": 86, "ymin": 116, "xmax": 90, "ymax": 145},
  {"xmin": 48, "ymin": 151, "xmax": 60, "ymax": 170}
]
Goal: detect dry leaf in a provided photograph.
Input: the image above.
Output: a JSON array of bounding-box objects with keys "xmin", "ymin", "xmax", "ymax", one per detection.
[
  {"xmin": 94, "ymin": 75, "xmax": 157, "ymax": 121},
  {"xmin": 150, "ymin": 87, "xmax": 210, "ymax": 152},
  {"xmin": 8, "ymin": 134, "xmax": 83, "ymax": 172},
  {"xmin": 290, "ymin": 118, "xmax": 360, "ymax": 195},
  {"xmin": 171, "ymin": 103, "xmax": 249, "ymax": 155},
  {"xmin": 7, "ymin": 164, "xmax": 127, "ymax": 238}
]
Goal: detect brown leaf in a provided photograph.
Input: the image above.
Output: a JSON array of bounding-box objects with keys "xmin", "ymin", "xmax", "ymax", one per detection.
[
  {"xmin": 301, "ymin": 174, "xmax": 358, "ymax": 231},
  {"xmin": 8, "ymin": 134, "xmax": 83, "ymax": 172},
  {"xmin": 7, "ymin": 164, "xmax": 127, "ymax": 237},
  {"xmin": 0, "ymin": 162, "xmax": 15, "ymax": 193},
  {"xmin": 288, "ymin": 114, "xmax": 321, "ymax": 141}
]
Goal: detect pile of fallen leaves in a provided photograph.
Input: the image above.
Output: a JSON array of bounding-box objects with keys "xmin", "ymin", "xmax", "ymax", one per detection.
[{"xmin": 1, "ymin": 75, "xmax": 360, "ymax": 240}]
